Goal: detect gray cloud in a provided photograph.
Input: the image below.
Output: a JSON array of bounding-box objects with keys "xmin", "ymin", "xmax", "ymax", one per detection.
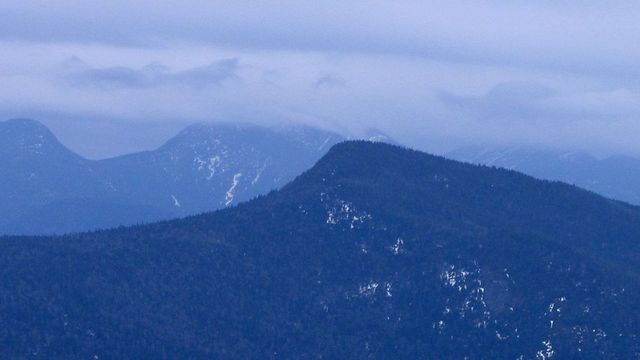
[
  {"xmin": 314, "ymin": 74, "xmax": 346, "ymax": 89},
  {"xmin": 2, "ymin": 1, "xmax": 640, "ymax": 79},
  {"xmin": 64, "ymin": 58, "xmax": 239, "ymax": 90},
  {"xmin": 438, "ymin": 81, "xmax": 560, "ymax": 122},
  {"xmin": 433, "ymin": 81, "xmax": 640, "ymax": 155}
]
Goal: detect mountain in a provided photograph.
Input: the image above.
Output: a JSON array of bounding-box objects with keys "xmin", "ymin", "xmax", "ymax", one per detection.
[
  {"xmin": 447, "ymin": 146, "xmax": 640, "ymax": 205},
  {"xmin": 0, "ymin": 119, "xmax": 134, "ymax": 232},
  {"xmin": 97, "ymin": 123, "xmax": 343, "ymax": 216},
  {"xmin": 1, "ymin": 141, "xmax": 639, "ymax": 358},
  {"xmin": 0, "ymin": 119, "xmax": 344, "ymax": 235}
]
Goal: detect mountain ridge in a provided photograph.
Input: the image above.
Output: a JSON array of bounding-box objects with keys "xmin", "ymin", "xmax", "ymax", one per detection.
[
  {"xmin": 1, "ymin": 141, "xmax": 639, "ymax": 358},
  {"xmin": 448, "ymin": 145, "xmax": 640, "ymax": 205},
  {"xmin": 0, "ymin": 118, "xmax": 346, "ymax": 235}
]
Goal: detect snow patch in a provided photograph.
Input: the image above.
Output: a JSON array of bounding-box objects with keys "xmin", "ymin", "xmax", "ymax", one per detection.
[
  {"xmin": 358, "ymin": 281, "xmax": 379, "ymax": 297},
  {"xmin": 389, "ymin": 238, "xmax": 404, "ymax": 255},
  {"xmin": 440, "ymin": 263, "xmax": 492, "ymax": 328},
  {"xmin": 318, "ymin": 136, "xmax": 332, "ymax": 150},
  {"xmin": 385, "ymin": 282, "xmax": 393, "ymax": 297},
  {"xmin": 321, "ymin": 193, "xmax": 372, "ymax": 229},
  {"xmin": 171, "ymin": 195, "xmax": 181, "ymax": 207},
  {"xmin": 252, "ymin": 162, "xmax": 267, "ymax": 185},
  {"xmin": 195, "ymin": 155, "xmax": 222, "ymax": 179},
  {"xmin": 441, "ymin": 266, "xmax": 471, "ymax": 290},
  {"xmin": 536, "ymin": 340, "xmax": 555, "ymax": 359},
  {"xmin": 225, "ymin": 173, "xmax": 242, "ymax": 205}
]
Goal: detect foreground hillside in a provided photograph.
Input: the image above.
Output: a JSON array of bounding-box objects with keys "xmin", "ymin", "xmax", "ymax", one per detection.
[{"xmin": 1, "ymin": 141, "xmax": 639, "ymax": 358}]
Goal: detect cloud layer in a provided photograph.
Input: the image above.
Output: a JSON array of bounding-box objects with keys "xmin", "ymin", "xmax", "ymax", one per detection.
[
  {"xmin": 1, "ymin": 1, "xmax": 640, "ymax": 158},
  {"xmin": 64, "ymin": 58, "xmax": 239, "ymax": 90}
]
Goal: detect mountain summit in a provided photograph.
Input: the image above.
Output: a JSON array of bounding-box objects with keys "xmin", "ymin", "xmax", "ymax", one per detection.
[
  {"xmin": 0, "ymin": 119, "xmax": 111, "ymax": 233},
  {"xmin": 0, "ymin": 118, "xmax": 77, "ymax": 158},
  {"xmin": 1, "ymin": 141, "xmax": 638, "ymax": 358}
]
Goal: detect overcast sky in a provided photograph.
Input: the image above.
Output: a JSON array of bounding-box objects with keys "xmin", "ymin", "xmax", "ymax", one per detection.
[{"xmin": 2, "ymin": 1, "xmax": 640, "ymax": 158}]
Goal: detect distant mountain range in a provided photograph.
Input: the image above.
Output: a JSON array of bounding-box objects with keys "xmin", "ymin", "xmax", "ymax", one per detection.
[
  {"xmin": 1, "ymin": 141, "xmax": 638, "ymax": 358},
  {"xmin": 448, "ymin": 146, "xmax": 640, "ymax": 205},
  {"xmin": 0, "ymin": 118, "xmax": 345, "ymax": 235},
  {"xmin": 6, "ymin": 116, "xmax": 640, "ymax": 237}
]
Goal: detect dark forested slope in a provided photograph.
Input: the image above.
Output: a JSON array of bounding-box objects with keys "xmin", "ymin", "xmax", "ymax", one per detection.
[{"xmin": 1, "ymin": 141, "xmax": 639, "ymax": 358}]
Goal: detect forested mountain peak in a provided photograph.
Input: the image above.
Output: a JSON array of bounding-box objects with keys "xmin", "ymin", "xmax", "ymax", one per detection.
[{"xmin": 1, "ymin": 141, "xmax": 639, "ymax": 358}]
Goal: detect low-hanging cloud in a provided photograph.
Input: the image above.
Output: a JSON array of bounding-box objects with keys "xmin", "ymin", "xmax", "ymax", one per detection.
[
  {"xmin": 64, "ymin": 58, "xmax": 240, "ymax": 90},
  {"xmin": 2, "ymin": 1, "xmax": 640, "ymax": 79},
  {"xmin": 2, "ymin": 1, "xmax": 640, "ymax": 158},
  {"xmin": 434, "ymin": 80, "xmax": 640, "ymax": 155},
  {"xmin": 314, "ymin": 74, "xmax": 346, "ymax": 89},
  {"xmin": 438, "ymin": 81, "xmax": 560, "ymax": 122}
]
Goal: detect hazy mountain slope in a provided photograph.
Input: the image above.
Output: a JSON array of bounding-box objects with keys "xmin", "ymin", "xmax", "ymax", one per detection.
[
  {"xmin": 0, "ymin": 119, "xmax": 116, "ymax": 228},
  {"xmin": 0, "ymin": 142, "xmax": 638, "ymax": 358},
  {"xmin": 3, "ymin": 198, "xmax": 173, "ymax": 235},
  {"xmin": 96, "ymin": 123, "xmax": 343, "ymax": 216},
  {"xmin": 448, "ymin": 146, "xmax": 640, "ymax": 205},
  {"xmin": 0, "ymin": 119, "xmax": 343, "ymax": 235}
]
